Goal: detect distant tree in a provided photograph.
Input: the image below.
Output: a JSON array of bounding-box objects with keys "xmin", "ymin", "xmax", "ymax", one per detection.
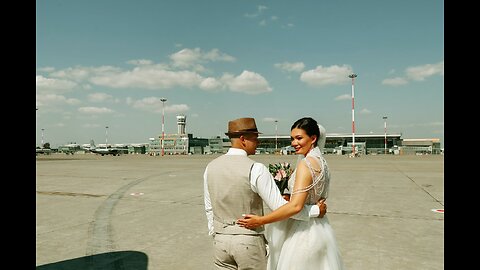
[{"xmin": 43, "ymin": 142, "xmax": 50, "ymax": 149}]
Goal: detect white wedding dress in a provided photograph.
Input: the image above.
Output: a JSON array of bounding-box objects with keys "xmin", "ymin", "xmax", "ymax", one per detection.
[{"xmin": 265, "ymin": 146, "xmax": 345, "ymax": 270}]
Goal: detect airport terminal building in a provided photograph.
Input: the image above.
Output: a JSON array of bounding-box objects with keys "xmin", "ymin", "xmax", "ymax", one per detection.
[
  {"xmin": 147, "ymin": 116, "xmax": 441, "ymax": 156},
  {"xmin": 254, "ymin": 134, "xmax": 441, "ymax": 155},
  {"xmin": 152, "ymin": 132, "xmax": 441, "ymax": 156},
  {"xmin": 48, "ymin": 114, "xmax": 441, "ymax": 156}
]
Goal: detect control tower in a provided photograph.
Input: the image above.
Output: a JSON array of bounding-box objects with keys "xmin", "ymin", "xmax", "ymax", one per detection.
[{"xmin": 176, "ymin": 115, "xmax": 187, "ymax": 135}]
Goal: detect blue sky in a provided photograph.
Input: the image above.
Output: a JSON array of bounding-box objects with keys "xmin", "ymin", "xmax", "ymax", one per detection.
[{"xmin": 36, "ymin": 0, "xmax": 444, "ymax": 148}]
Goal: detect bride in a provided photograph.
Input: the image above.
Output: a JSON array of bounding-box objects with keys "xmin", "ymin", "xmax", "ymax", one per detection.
[{"xmin": 237, "ymin": 117, "xmax": 345, "ymax": 270}]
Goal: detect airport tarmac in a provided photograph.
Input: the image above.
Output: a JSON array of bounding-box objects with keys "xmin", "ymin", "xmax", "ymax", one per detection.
[{"xmin": 36, "ymin": 153, "xmax": 444, "ymax": 270}]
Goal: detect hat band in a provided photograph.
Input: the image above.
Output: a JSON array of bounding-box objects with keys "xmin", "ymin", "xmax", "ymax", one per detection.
[
  {"xmin": 229, "ymin": 128, "xmax": 258, "ymax": 133},
  {"xmin": 241, "ymin": 128, "xmax": 258, "ymax": 132}
]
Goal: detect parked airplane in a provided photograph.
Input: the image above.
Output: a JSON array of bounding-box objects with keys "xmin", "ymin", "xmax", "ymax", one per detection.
[
  {"xmin": 36, "ymin": 147, "xmax": 52, "ymax": 155},
  {"xmin": 58, "ymin": 143, "xmax": 80, "ymax": 155},
  {"xmin": 86, "ymin": 140, "xmax": 123, "ymax": 156}
]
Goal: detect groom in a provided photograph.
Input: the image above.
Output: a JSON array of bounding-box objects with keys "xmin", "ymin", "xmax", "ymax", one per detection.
[{"xmin": 203, "ymin": 117, "xmax": 326, "ymax": 269}]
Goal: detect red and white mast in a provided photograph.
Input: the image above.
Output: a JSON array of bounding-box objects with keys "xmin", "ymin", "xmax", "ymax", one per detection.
[{"xmin": 348, "ymin": 73, "xmax": 357, "ymax": 157}]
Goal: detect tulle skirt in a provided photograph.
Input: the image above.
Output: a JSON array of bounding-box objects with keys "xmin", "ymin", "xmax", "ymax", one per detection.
[{"xmin": 265, "ymin": 215, "xmax": 345, "ymax": 270}]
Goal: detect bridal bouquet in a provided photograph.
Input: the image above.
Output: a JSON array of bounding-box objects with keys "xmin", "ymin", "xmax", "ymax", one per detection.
[{"xmin": 268, "ymin": 162, "xmax": 293, "ymax": 195}]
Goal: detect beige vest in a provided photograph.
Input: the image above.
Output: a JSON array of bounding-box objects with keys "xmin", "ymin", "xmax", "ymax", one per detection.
[{"xmin": 207, "ymin": 154, "xmax": 264, "ymax": 234}]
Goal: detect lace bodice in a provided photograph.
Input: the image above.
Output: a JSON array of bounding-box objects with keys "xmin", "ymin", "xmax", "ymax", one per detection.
[{"xmin": 288, "ymin": 147, "xmax": 330, "ymax": 205}]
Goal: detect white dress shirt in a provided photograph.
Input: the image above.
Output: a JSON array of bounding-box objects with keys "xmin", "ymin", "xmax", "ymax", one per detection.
[{"xmin": 204, "ymin": 148, "xmax": 320, "ymax": 236}]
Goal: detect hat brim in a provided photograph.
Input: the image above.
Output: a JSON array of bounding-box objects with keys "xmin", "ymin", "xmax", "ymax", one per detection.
[{"xmin": 225, "ymin": 131, "xmax": 262, "ymax": 136}]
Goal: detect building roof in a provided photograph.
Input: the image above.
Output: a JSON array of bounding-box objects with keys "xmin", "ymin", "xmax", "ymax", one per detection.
[{"xmin": 258, "ymin": 133, "xmax": 403, "ymax": 139}]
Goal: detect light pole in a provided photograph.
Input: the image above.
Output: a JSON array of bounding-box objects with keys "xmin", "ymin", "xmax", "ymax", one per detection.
[
  {"xmin": 383, "ymin": 116, "xmax": 388, "ymax": 155},
  {"xmin": 274, "ymin": 120, "xmax": 278, "ymax": 153},
  {"xmin": 160, "ymin": 98, "xmax": 167, "ymax": 156},
  {"xmin": 105, "ymin": 126, "xmax": 109, "ymax": 147},
  {"xmin": 348, "ymin": 73, "xmax": 357, "ymax": 157},
  {"xmin": 41, "ymin": 128, "xmax": 45, "ymax": 147}
]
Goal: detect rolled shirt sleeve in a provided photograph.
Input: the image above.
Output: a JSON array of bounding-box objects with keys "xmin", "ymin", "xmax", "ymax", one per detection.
[{"xmin": 203, "ymin": 166, "xmax": 215, "ymax": 236}]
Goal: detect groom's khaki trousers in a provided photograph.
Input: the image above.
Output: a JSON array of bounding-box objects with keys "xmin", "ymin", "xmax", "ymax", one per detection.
[{"xmin": 213, "ymin": 233, "xmax": 267, "ymax": 270}]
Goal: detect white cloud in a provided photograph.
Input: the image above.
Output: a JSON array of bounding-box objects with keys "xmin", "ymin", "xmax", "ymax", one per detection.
[
  {"xmin": 90, "ymin": 65, "xmax": 204, "ymax": 89},
  {"xmin": 203, "ymin": 48, "xmax": 236, "ymax": 62},
  {"xmin": 37, "ymin": 66, "xmax": 56, "ymax": 72},
  {"xmin": 244, "ymin": 5, "xmax": 268, "ymax": 18},
  {"xmin": 170, "ymin": 48, "xmax": 235, "ymax": 69},
  {"xmin": 300, "ymin": 65, "xmax": 353, "ymax": 87},
  {"xmin": 82, "ymin": 123, "xmax": 102, "ymax": 128},
  {"xmin": 165, "ymin": 104, "xmax": 189, "ymax": 113},
  {"xmin": 244, "ymin": 13, "xmax": 259, "ymax": 18},
  {"xmin": 36, "ymin": 93, "xmax": 70, "ymax": 106},
  {"xmin": 382, "ymin": 60, "xmax": 444, "ymax": 86},
  {"xmin": 49, "ymin": 66, "xmax": 122, "ymax": 81},
  {"xmin": 128, "ymin": 97, "xmax": 189, "ymax": 114},
  {"xmin": 258, "ymin": 5, "xmax": 268, "ymax": 12},
  {"xmin": 36, "ymin": 93, "xmax": 80, "ymax": 108},
  {"xmin": 65, "ymin": 98, "xmax": 81, "ymax": 105},
  {"xmin": 36, "ymin": 50, "xmax": 280, "ymax": 97},
  {"xmin": 222, "ymin": 70, "xmax": 273, "ymax": 95},
  {"xmin": 359, "ymin": 108, "xmax": 371, "ymax": 114},
  {"xmin": 274, "ymin": 61, "xmax": 305, "ymax": 73},
  {"xmin": 170, "ymin": 48, "xmax": 202, "ymax": 68},
  {"xmin": 36, "ymin": 75, "xmax": 77, "ymax": 94},
  {"xmin": 129, "ymin": 97, "xmax": 163, "ymax": 113},
  {"xmin": 78, "ymin": 107, "xmax": 115, "ymax": 114},
  {"xmin": 127, "ymin": 59, "xmax": 154, "ymax": 66},
  {"xmin": 334, "ymin": 94, "xmax": 351, "ymax": 101},
  {"xmin": 88, "ymin": 92, "xmax": 114, "ymax": 102},
  {"xmin": 382, "ymin": 77, "xmax": 408, "ymax": 86},
  {"xmin": 406, "ymin": 60, "xmax": 444, "ymax": 81},
  {"xmin": 200, "ymin": 77, "xmax": 224, "ymax": 91}
]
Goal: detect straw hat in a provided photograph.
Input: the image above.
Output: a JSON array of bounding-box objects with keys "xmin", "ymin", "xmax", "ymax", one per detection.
[{"xmin": 225, "ymin": 117, "xmax": 262, "ymax": 136}]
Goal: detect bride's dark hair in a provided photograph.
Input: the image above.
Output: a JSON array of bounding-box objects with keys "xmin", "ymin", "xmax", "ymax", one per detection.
[{"xmin": 291, "ymin": 117, "xmax": 320, "ymax": 147}]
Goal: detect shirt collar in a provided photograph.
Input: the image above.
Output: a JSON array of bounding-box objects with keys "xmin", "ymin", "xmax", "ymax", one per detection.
[{"xmin": 226, "ymin": 147, "xmax": 248, "ymax": 156}]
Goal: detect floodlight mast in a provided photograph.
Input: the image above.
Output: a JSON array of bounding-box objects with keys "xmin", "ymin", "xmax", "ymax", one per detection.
[
  {"xmin": 160, "ymin": 98, "xmax": 167, "ymax": 156},
  {"xmin": 105, "ymin": 126, "xmax": 109, "ymax": 146},
  {"xmin": 275, "ymin": 120, "xmax": 278, "ymax": 153},
  {"xmin": 383, "ymin": 116, "xmax": 388, "ymax": 154},
  {"xmin": 41, "ymin": 128, "xmax": 45, "ymax": 147},
  {"xmin": 348, "ymin": 73, "xmax": 357, "ymax": 157}
]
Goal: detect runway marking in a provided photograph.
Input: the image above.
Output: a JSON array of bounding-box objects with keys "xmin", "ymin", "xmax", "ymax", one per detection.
[
  {"xmin": 86, "ymin": 177, "xmax": 150, "ymax": 256},
  {"xmin": 36, "ymin": 191, "xmax": 104, "ymax": 197},
  {"xmin": 431, "ymin": 209, "xmax": 444, "ymax": 213},
  {"xmin": 86, "ymin": 173, "xmax": 168, "ymax": 257}
]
